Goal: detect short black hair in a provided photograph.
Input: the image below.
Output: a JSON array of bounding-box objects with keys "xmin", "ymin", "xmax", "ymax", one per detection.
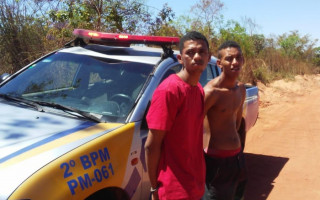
[
  {"xmin": 179, "ymin": 31, "xmax": 209, "ymax": 53},
  {"xmin": 217, "ymin": 40, "xmax": 242, "ymax": 59}
]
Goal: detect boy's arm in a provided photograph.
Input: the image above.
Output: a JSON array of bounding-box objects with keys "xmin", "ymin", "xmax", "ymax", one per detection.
[
  {"xmin": 204, "ymin": 83, "xmax": 216, "ymax": 114},
  {"xmin": 203, "ymin": 83, "xmax": 217, "ymax": 149},
  {"xmin": 236, "ymin": 85, "xmax": 246, "ymax": 149},
  {"xmin": 236, "ymin": 85, "xmax": 246, "ymax": 131},
  {"xmin": 144, "ymin": 129, "xmax": 166, "ymax": 199},
  {"xmin": 203, "ymin": 115, "xmax": 211, "ymax": 149}
]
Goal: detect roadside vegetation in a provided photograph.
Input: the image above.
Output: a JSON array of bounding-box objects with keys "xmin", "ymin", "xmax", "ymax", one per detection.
[{"xmin": 0, "ymin": 0, "xmax": 319, "ymax": 85}]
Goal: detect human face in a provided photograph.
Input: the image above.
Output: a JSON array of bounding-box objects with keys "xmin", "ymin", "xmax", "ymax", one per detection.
[
  {"xmin": 218, "ymin": 47, "xmax": 244, "ymax": 78},
  {"xmin": 177, "ymin": 39, "xmax": 211, "ymax": 74}
]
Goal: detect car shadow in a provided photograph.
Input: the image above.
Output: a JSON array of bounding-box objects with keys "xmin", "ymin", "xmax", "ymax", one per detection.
[{"xmin": 244, "ymin": 153, "xmax": 289, "ymax": 200}]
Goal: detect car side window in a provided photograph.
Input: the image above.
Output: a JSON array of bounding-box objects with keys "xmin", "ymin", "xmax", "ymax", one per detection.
[
  {"xmin": 199, "ymin": 64, "xmax": 215, "ymax": 87},
  {"xmin": 211, "ymin": 64, "xmax": 220, "ymax": 78},
  {"xmin": 160, "ymin": 64, "xmax": 182, "ymax": 83},
  {"xmin": 160, "ymin": 64, "xmax": 214, "ymax": 86},
  {"xmin": 159, "ymin": 64, "xmax": 213, "ymax": 86}
]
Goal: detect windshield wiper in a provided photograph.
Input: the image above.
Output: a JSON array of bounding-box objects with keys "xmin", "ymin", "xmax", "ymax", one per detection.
[
  {"xmin": 33, "ymin": 101, "xmax": 101, "ymax": 123},
  {"xmin": 0, "ymin": 94, "xmax": 100, "ymax": 122},
  {"xmin": 0, "ymin": 94, "xmax": 43, "ymax": 111}
]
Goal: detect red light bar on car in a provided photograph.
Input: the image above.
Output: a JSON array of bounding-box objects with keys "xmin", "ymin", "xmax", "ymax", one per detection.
[{"xmin": 73, "ymin": 29, "xmax": 180, "ymax": 46}]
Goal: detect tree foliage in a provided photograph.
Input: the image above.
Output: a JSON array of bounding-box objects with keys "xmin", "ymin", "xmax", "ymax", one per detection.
[
  {"xmin": 190, "ymin": 0, "xmax": 223, "ymax": 38},
  {"xmin": 278, "ymin": 31, "xmax": 308, "ymax": 59},
  {"xmin": 0, "ymin": 0, "xmax": 48, "ymax": 72},
  {"xmin": 48, "ymin": 0, "xmax": 152, "ymax": 33},
  {"xmin": 0, "ymin": 0, "xmax": 319, "ymax": 84},
  {"xmin": 312, "ymin": 47, "xmax": 320, "ymax": 68},
  {"xmin": 219, "ymin": 20, "xmax": 255, "ymax": 57},
  {"xmin": 45, "ymin": 0, "xmax": 153, "ymax": 49},
  {"xmin": 148, "ymin": 3, "xmax": 180, "ymax": 37}
]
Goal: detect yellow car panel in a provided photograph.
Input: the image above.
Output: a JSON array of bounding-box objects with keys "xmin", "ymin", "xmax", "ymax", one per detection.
[{"xmin": 10, "ymin": 123, "xmax": 135, "ymax": 200}]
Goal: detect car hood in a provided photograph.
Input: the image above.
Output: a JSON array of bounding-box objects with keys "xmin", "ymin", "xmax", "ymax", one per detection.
[{"xmin": 0, "ymin": 102, "xmax": 123, "ymax": 198}]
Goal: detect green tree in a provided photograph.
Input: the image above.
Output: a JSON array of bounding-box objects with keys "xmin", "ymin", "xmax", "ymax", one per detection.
[
  {"xmin": 278, "ymin": 31, "xmax": 302, "ymax": 58},
  {"xmin": 277, "ymin": 30, "xmax": 316, "ymax": 61},
  {"xmin": 148, "ymin": 3, "xmax": 180, "ymax": 37},
  {"xmin": 312, "ymin": 47, "xmax": 320, "ymax": 67},
  {"xmin": 190, "ymin": 0, "xmax": 223, "ymax": 38},
  {"xmin": 251, "ymin": 34, "xmax": 266, "ymax": 55},
  {"xmin": 45, "ymin": 0, "xmax": 154, "ymax": 50},
  {"xmin": 48, "ymin": 0, "xmax": 152, "ymax": 33},
  {"xmin": 219, "ymin": 20, "xmax": 255, "ymax": 57},
  {"xmin": 0, "ymin": 0, "xmax": 48, "ymax": 73},
  {"xmin": 189, "ymin": 0, "xmax": 224, "ymax": 52}
]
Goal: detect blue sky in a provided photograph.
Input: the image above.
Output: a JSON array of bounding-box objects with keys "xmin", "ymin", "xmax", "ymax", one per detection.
[{"xmin": 145, "ymin": 0, "xmax": 320, "ymax": 46}]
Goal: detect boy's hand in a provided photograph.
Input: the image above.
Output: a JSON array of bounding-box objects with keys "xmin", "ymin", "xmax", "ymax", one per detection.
[{"xmin": 151, "ymin": 191, "xmax": 159, "ymax": 200}]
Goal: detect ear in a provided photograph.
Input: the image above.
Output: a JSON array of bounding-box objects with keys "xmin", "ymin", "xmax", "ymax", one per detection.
[
  {"xmin": 207, "ymin": 52, "xmax": 211, "ymax": 62},
  {"xmin": 177, "ymin": 54, "xmax": 183, "ymax": 64},
  {"xmin": 216, "ymin": 59, "xmax": 222, "ymax": 69}
]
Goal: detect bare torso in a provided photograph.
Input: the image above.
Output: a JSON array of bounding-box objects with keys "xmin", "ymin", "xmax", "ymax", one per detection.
[{"xmin": 204, "ymin": 77, "xmax": 246, "ymax": 150}]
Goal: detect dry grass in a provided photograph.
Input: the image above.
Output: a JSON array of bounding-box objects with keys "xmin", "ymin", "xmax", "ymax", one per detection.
[{"xmin": 239, "ymin": 48, "xmax": 317, "ymax": 85}]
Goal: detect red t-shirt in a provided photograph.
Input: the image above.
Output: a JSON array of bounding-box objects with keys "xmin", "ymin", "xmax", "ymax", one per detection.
[{"xmin": 147, "ymin": 74, "xmax": 206, "ymax": 199}]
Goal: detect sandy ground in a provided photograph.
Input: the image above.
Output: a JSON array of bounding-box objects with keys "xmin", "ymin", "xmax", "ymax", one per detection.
[{"xmin": 244, "ymin": 74, "xmax": 320, "ymax": 200}]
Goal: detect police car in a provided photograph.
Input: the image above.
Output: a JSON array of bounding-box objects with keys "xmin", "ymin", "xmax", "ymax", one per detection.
[{"xmin": 0, "ymin": 29, "xmax": 259, "ymax": 199}]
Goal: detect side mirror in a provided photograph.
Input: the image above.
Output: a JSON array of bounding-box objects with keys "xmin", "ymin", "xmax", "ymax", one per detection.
[{"xmin": 0, "ymin": 73, "xmax": 10, "ymax": 83}]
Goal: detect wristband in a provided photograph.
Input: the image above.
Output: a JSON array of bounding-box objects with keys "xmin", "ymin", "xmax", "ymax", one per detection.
[{"xmin": 150, "ymin": 186, "xmax": 159, "ymax": 193}]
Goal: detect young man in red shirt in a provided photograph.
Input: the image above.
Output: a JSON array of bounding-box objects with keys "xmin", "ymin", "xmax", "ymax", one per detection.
[{"xmin": 145, "ymin": 31, "xmax": 211, "ymax": 200}]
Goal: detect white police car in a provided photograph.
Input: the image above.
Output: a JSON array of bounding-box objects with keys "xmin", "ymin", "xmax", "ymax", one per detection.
[{"xmin": 0, "ymin": 29, "xmax": 259, "ymax": 199}]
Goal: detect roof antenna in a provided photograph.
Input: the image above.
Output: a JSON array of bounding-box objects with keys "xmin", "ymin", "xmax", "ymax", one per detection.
[
  {"xmin": 64, "ymin": 38, "xmax": 87, "ymax": 48},
  {"xmin": 161, "ymin": 45, "xmax": 176, "ymax": 61}
]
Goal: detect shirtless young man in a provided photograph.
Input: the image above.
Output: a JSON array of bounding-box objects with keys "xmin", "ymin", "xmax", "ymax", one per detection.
[{"xmin": 203, "ymin": 41, "xmax": 247, "ymax": 200}]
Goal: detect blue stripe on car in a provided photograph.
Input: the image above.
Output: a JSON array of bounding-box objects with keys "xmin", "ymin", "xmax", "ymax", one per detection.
[{"xmin": 0, "ymin": 121, "xmax": 96, "ymax": 164}]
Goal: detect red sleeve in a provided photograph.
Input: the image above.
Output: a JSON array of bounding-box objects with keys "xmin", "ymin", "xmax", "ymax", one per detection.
[{"xmin": 146, "ymin": 86, "xmax": 180, "ymax": 131}]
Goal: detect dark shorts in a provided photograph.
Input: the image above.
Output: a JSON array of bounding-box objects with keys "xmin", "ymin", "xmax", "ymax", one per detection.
[{"xmin": 203, "ymin": 151, "xmax": 247, "ymax": 200}]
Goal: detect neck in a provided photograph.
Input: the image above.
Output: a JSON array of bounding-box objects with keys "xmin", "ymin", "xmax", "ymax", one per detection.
[
  {"xmin": 177, "ymin": 69, "xmax": 201, "ymax": 86},
  {"xmin": 218, "ymin": 74, "xmax": 238, "ymax": 89}
]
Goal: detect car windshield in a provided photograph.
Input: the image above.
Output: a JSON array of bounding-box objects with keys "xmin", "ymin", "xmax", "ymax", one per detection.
[{"xmin": 0, "ymin": 52, "xmax": 154, "ymax": 122}]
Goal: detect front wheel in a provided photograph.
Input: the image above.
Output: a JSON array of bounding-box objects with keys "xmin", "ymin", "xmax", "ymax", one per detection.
[{"xmin": 85, "ymin": 187, "xmax": 130, "ymax": 200}]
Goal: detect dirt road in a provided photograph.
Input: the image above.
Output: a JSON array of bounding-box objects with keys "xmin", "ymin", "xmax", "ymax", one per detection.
[{"xmin": 244, "ymin": 75, "xmax": 320, "ymax": 200}]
